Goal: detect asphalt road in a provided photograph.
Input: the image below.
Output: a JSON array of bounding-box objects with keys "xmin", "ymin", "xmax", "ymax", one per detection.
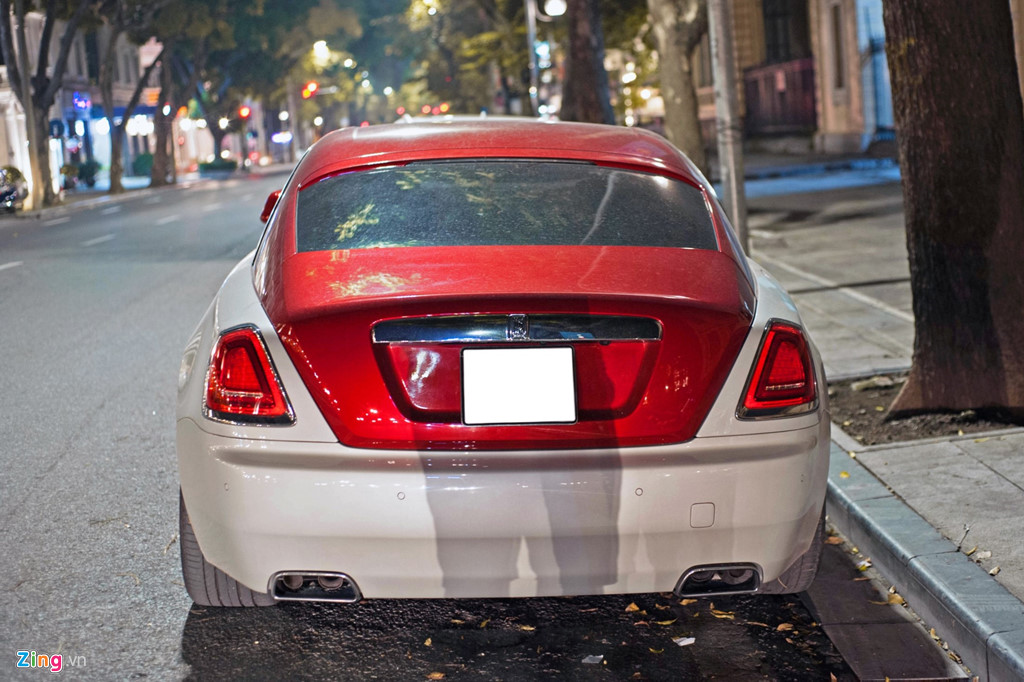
[{"xmin": 0, "ymin": 173, "xmax": 933, "ymax": 680}]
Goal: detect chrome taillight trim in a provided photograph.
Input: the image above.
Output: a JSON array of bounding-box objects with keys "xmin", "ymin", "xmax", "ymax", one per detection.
[
  {"xmin": 372, "ymin": 314, "xmax": 662, "ymax": 344},
  {"xmin": 202, "ymin": 324, "xmax": 297, "ymax": 426},
  {"xmin": 735, "ymin": 318, "xmax": 819, "ymax": 420}
]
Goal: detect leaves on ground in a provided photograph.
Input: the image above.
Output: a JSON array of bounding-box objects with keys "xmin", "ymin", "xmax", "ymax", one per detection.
[
  {"xmin": 825, "ymin": 535, "xmax": 844, "ymax": 545},
  {"xmin": 624, "ymin": 602, "xmax": 640, "ymax": 613},
  {"xmin": 679, "ymin": 598, "xmax": 697, "ymax": 606},
  {"xmin": 648, "ymin": 647, "xmax": 664, "ymax": 654},
  {"xmin": 710, "ymin": 609, "xmax": 735, "ymax": 620},
  {"xmin": 839, "ymin": 471, "xmax": 850, "ymax": 479},
  {"xmin": 856, "ymin": 558, "xmax": 872, "ymax": 571},
  {"xmin": 776, "ymin": 623, "xmax": 794, "ymax": 632},
  {"xmin": 989, "ymin": 566, "xmax": 1001, "ymax": 576},
  {"xmin": 518, "ymin": 625, "xmax": 536, "ymax": 632},
  {"xmin": 654, "ymin": 619, "xmax": 677, "ymax": 626},
  {"xmin": 426, "ymin": 673, "xmax": 445, "ymax": 680},
  {"xmin": 424, "ymin": 638, "xmax": 432, "ymax": 647}
]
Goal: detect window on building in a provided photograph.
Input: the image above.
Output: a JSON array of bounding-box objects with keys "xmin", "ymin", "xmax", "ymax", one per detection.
[
  {"xmin": 831, "ymin": 3, "xmax": 846, "ymax": 90},
  {"xmin": 763, "ymin": 0, "xmax": 811, "ymax": 63}
]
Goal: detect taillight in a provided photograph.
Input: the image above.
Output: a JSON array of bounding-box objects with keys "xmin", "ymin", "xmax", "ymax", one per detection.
[
  {"xmin": 738, "ymin": 321, "xmax": 817, "ymax": 419},
  {"xmin": 204, "ymin": 326, "xmax": 294, "ymax": 424}
]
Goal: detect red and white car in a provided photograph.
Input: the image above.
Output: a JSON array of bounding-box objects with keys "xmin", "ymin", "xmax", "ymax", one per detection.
[{"xmin": 176, "ymin": 119, "xmax": 829, "ymax": 607}]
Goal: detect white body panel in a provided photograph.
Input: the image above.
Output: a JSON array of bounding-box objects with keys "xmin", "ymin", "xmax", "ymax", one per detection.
[{"xmin": 176, "ymin": 254, "xmax": 830, "ymax": 598}]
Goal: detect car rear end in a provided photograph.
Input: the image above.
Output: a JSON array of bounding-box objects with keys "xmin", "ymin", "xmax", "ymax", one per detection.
[{"xmin": 176, "ymin": 121, "xmax": 829, "ymax": 603}]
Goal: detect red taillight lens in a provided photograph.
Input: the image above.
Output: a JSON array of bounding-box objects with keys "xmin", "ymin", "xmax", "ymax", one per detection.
[
  {"xmin": 739, "ymin": 321, "xmax": 817, "ymax": 418},
  {"xmin": 205, "ymin": 326, "xmax": 293, "ymax": 424}
]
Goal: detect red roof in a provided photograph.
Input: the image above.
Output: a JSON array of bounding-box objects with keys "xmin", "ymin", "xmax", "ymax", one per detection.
[{"xmin": 294, "ymin": 119, "xmax": 707, "ymax": 189}]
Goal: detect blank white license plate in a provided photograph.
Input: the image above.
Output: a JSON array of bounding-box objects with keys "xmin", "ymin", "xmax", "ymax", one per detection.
[{"xmin": 462, "ymin": 347, "xmax": 577, "ymax": 425}]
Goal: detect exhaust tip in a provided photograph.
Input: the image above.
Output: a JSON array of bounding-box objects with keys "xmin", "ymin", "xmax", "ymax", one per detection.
[
  {"xmin": 271, "ymin": 572, "xmax": 362, "ymax": 603},
  {"xmin": 674, "ymin": 563, "xmax": 761, "ymax": 598}
]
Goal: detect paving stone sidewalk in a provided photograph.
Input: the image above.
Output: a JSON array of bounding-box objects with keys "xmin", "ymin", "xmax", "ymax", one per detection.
[{"xmin": 749, "ymin": 180, "xmax": 1024, "ymax": 680}]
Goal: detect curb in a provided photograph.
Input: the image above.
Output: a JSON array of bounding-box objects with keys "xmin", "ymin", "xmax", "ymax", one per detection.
[{"xmin": 826, "ymin": 439, "xmax": 1024, "ymax": 680}]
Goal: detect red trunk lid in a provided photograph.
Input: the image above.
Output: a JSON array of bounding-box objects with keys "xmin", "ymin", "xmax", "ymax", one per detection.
[{"xmin": 264, "ymin": 245, "xmax": 754, "ymax": 450}]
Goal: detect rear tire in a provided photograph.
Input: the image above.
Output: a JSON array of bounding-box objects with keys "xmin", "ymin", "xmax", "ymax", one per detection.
[
  {"xmin": 759, "ymin": 507, "xmax": 826, "ymax": 594},
  {"xmin": 179, "ymin": 490, "xmax": 275, "ymax": 607}
]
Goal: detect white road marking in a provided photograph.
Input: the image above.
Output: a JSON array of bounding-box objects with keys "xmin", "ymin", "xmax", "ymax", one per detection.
[
  {"xmin": 156, "ymin": 214, "xmax": 181, "ymax": 225},
  {"xmin": 44, "ymin": 217, "xmax": 70, "ymax": 226},
  {"xmin": 202, "ymin": 203, "xmax": 222, "ymax": 212},
  {"xmin": 100, "ymin": 206, "xmax": 121, "ymax": 215},
  {"xmin": 81, "ymin": 234, "xmax": 116, "ymax": 247},
  {"xmin": 751, "ymin": 249, "xmax": 914, "ymax": 323},
  {"xmin": 0, "ymin": 260, "xmax": 23, "ymax": 272}
]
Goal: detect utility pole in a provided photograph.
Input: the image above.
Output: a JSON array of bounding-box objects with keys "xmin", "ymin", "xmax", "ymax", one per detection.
[
  {"xmin": 525, "ymin": 0, "xmax": 540, "ymax": 115},
  {"xmin": 707, "ymin": 0, "xmax": 748, "ymax": 252}
]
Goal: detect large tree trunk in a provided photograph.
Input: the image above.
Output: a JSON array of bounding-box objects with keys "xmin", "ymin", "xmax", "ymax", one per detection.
[
  {"xmin": 31, "ymin": 107, "xmax": 57, "ymax": 206},
  {"xmin": 559, "ymin": 0, "xmax": 615, "ymax": 124},
  {"xmin": 883, "ymin": 0, "xmax": 1024, "ymax": 417},
  {"xmin": 646, "ymin": 0, "xmax": 708, "ymax": 173}
]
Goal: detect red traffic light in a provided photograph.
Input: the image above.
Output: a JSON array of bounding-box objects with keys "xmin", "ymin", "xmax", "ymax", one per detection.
[
  {"xmin": 238, "ymin": 105, "xmax": 252, "ymax": 119},
  {"xmin": 302, "ymin": 81, "xmax": 319, "ymax": 99}
]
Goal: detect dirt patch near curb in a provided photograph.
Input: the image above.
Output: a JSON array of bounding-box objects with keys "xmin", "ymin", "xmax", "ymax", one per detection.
[{"xmin": 827, "ymin": 372, "xmax": 1023, "ymax": 446}]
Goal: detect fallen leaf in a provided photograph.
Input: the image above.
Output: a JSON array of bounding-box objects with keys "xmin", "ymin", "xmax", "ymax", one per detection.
[
  {"xmin": 776, "ymin": 623, "xmax": 794, "ymax": 632},
  {"xmin": 710, "ymin": 609, "xmax": 735, "ymax": 620},
  {"xmin": 424, "ymin": 638, "xmax": 432, "ymax": 647},
  {"xmin": 745, "ymin": 621, "xmax": 769, "ymax": 628},
  {"xmin": 974, "ymin": 437, "xmax": 990, "ymax": 444},
  {"xmin": 519, "ymin": 625, "xmax": 536, "ymax": 632},
  {"xmin": 116, "ymin": 572, "xmax": 141, "ymax": 587},
  {"xmin": 655, "ymin": 619, "xmax": 677, "ymax": 626},
  {"xmin": 929, "ymin": 628, "xmax": 940, "ymax": 641},
  {"xmin": 874, "ymin": 406, "xmax": 885, "ymax": 412},
  {"xmin": 479, "ymin": 619, "xmax": 490, "ymax": 628},
  {"xmin": 633, "ymin": 621, "xmax": 649, "ymax": 627},
  {"xmin": 679, "ymin": 598, "xmax": 697, "ymax": 606},
  {"xmin": 831, "ymin": 674, "xmax": 838, "ymax": 682},
  {"xmin": 582, "ymin": 655, "xmax": 604, "ymax": 665},
  {"xmin": 989, "ymin": 566, "xmax": 1001, "ymax": 576},
  {"xmin": 965, "ymin": 546, "xmax": 978, "ymax": 557},
  {"xmin": 450, "ymin": 619, "xmax": 464, "ymax": 625},
  {"xmin": 426, "ymin": 673, "xmax": 445, "ymax": 680},
  {"xmin": 857, "ymin": 558, "xmax": 872, "ymax": 571},
  {"xmin": 625, "ymin": 602, "xmax": 640, "ymax": 613},
  {"xmin": 842, "ymin": 420, "xmax": 852, "ymax": 427},
  {"xmin": 654, "ymin": 603, "xmax": 671, "ymax": 611},
  {"xmin": 785, "ymin": 637, "xmax": 794, "ymax": 645},
  {"xmin": 162, "ymin": 533, "xmax": 178, "ymax": 555},
  {"xmin": 853, "ymin": 577, "xmax": 870, "ymax": 582},
  {"xmin": 579, "ymin": 608, "xmax": 598, "ymax": 613},
  {"xmin": 848, "ymin": 451, "xmax": 857, "ymax": 459},
  {"xmin": 673, "ymin": 636, "xmax": 696, "ymax": 647},
  {"xmin": 839, "ymin": 471, "xmax": 850, "ymax": 479},
  {"xmin": 957, "ymin": 429, "xmax": 964, "ymax": 436},
  {"xmin": 825, "ymin": 536, "xmax": 844, "ymax": 545},
  {"xmin": 649, "ymin": 648, "xmax": 664, "ymax": 654},
  {"xmin": 948, "ymin": 651, "xmax": 962, "ymax": 664}
]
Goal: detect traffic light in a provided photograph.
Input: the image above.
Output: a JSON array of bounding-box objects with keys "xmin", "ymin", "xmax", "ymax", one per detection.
[
  {"xmin": 238, "ymin": 105, "xmax": 252, "ymax": 119},
  {"xmin": 301, "ymin": 81, "xmax": 319, "ymax": 99}
]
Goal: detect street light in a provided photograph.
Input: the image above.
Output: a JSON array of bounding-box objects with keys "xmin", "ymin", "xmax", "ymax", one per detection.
[{"xmin": 525, "ymin": 0, "xmax": 566, "ymax": 115}]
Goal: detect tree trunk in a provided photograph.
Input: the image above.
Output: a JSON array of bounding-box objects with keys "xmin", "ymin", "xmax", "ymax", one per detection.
[
  {"xmin": 646, "ymin": 0, "xmax": 708, "ymax": 173},
  {"xmin": 151, "ymin": 49, "xmax": 174, "ymax": 187},
  {"xmin": 882, "ymin": 0, "xmax": 1024, "ymax": 417},
  {"xmin": 560, "ymin": 0, "xmax": 615, "ymax": 124},
  {"xmin": 32, "ymin": 106, "xmax": 57, "ymax": 206}
]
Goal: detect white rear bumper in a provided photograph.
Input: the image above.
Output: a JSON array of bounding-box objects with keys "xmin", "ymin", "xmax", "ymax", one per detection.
[{"xmin": 178, "ymin": 417, "xmax": 829, "ymax": 599}]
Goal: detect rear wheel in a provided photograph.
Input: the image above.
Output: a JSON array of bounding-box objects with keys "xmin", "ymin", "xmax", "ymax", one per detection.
[
  {"xmin": 759, "ymin": 507, "xmax": 826, "ymax": 594},
  {"xmin": 179, "ymin": 490, "xmax": 275, "ymax": 607}
]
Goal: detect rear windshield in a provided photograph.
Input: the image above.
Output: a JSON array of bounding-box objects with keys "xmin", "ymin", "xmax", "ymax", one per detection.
[{"xmin": 296, "ymin": 160, "xmax": 717, "ymax": 252}]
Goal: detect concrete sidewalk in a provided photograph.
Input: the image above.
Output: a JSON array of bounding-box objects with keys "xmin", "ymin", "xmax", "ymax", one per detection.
[{"xmin": 749, "ymin": 182, "xmax": 1024, "ymax": 680}]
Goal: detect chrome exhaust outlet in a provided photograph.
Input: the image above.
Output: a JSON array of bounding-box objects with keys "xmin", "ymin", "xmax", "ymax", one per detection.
[
  {"xmin": 271, "ymin": 572, "xmax": 362, "ymax": 603},
  {"xmin": 674, "ymin": 563, "xmax": 761, "ymax": 598}
]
